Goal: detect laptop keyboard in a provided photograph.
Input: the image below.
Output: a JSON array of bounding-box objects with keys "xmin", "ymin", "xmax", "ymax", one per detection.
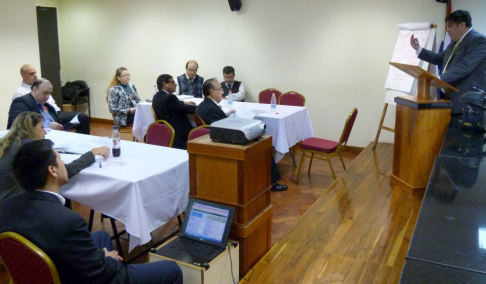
[{"xmin": 169, "ymin": 238, "xmax": 222, "ymax": 260}]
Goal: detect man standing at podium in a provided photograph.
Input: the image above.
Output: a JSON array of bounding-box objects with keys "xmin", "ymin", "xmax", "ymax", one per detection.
[{"xmin": 410, "ymin": 10, "xmax": 486, "ymax": 115}]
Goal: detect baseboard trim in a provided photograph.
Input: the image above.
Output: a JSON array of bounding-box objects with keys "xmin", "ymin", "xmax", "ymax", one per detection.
[{"xmin": 90, "ymin": 117, "xmax": 114, "ymax": 124}]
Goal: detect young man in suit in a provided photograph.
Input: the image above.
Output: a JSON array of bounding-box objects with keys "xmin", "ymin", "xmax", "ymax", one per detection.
[
  {"xmin": 152, "ymin": 74, "xmax": 197, "ymax": 149},
  {"xmin": 197, "ymin": 79, "xmax": 288, "ymax": 191},
  {"xmin": 0, "ymin": 139, "xmax": 182, "ymax": 284},
  {"xmin": 410, "ymin": 10, "xmax": 486, "ymax": 115}
]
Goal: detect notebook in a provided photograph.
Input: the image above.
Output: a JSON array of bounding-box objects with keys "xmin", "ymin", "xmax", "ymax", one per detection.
[{"xmin": 156, "ymin": 198, "xmax": 235, "ymax": 266}]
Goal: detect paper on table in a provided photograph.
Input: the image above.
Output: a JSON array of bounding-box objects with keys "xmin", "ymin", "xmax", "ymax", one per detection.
[
  {"xmin": 234, "ymin": 105, "xmax": 257, "ymax": 119},
  {"xmin": 55, "ymin": 139, "xmax": 105, "ymax": 154}
]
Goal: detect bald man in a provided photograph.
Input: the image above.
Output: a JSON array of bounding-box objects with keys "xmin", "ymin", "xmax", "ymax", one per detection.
[
  {"xmin": 12, "ymin": 64, "xmax": 90, "ymax": 134},
  {"xmin": 176, "ymin": 60, "xmax": 204, "ymax": 98}
]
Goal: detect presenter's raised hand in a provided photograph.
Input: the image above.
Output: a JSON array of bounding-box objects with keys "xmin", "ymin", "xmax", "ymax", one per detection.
[
  {"xmin": 410, "ymin": 35, "xmax": 420, "ymax": 50},
  {"xmin": 50, "ymin": 122, "xmax": 64, "ymax": 130}
]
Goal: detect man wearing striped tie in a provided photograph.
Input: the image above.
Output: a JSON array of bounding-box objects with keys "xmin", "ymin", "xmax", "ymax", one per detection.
[{"xmin": 410, "ymin": 10, "xmax": 486, "ymax": 115}]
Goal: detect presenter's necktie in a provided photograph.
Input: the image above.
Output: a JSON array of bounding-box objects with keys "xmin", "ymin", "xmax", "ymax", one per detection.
[{"xmin": 443, "ymin": 41, "xmax": 461, "ymax": 73}]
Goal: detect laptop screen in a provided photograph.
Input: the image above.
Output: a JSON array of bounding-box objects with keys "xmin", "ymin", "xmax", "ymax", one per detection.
[{"xmin": 180, "ymin": 198, "xmax": 235, "ymax": 248}]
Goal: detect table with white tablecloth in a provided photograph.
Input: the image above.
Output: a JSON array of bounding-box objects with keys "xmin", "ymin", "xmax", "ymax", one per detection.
[
  {"xmin": 28, "ymin": 130, "xmax": 189, "ymax": 252},
  {"xmin": 133, "ymin": 99, "xmax": 314, "ymax": 162}
]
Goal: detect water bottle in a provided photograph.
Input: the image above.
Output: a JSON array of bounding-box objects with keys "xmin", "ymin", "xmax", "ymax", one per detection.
[
  {"xmin": 42, "ymin": 107, "xmax": 51, "ymax": 131},
  {"xmin": 152, "ymin": 84, "xmax": 158, "ymax": 96},
  {"xmin": 112, "ymin": 126, "xmax": 121, "ymax": 157},
  {"xmin": 271, "ymin": 93, "xmax": 277, "ymax": 111},
  {"xmin": 228, "ymin": 89, "xmax": 233, "ymax": 107}
]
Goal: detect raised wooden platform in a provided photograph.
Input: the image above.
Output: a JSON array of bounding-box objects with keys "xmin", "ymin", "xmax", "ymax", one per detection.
[{"xmin": 242, "ymin": 142, "xmax": 423, "ymax": 283}]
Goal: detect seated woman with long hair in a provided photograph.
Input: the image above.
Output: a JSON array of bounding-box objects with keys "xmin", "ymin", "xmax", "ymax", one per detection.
[
  {"xmin": 0, "ymin": 112, "xmax": 109, "ymax": 201},
  {"xmin": 107, "ymin": 67, "xmax": 141, "ymax": 127}
]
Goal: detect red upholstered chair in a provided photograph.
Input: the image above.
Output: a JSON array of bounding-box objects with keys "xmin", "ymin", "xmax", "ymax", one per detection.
[
  {"xmin": 194, "ymin": 113, "xmax": 205, "ymax": 127},
  {"xmin": 0, "ymin": 231, "xmax": 61, "ymax": 284},
  {"xmin": 258, "ymin": 88, "xmax": 282, "ymax": 104},
  {"xmin": 188, "ymin": 125, "xmax": 210, "ymax": 141},
  {"xmin": 145, "ymin": 120, "xmax": 175, "ymax": 147},
  {"xmin": 279, "ymin": 91, "xmax": 306, "ymax": 106},
  {"xmin": 296, "ymin": 108, "xmax": 358, "ymax": 181}
]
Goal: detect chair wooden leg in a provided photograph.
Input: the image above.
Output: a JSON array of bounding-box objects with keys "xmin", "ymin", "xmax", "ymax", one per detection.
[
  {"xmin": 88, "ymin": 209, "xmax": 95, "ymax": 232},
  {"xmin": 308, "ymin": 153, "xmax": 314, "ymax": 173},
  {"xmin": 296, "ymin": 149, "xmax": 307, "ymax": 182},
  {"xmin": 289, "ymin": 148, "xmax": 297, "ymax": 167},
  {"xmin": 325, "ymin": 154, "xmax": 336, "ymax": 180},
  {"xmin": 110, "ymin": 217, "xmax": 124, "ymax": 260},
  {"xmin": 338, "ymin": 149, "xmax": 346, "ymax": 170}
]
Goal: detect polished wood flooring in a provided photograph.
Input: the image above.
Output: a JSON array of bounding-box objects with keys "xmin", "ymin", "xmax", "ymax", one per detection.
[
  {"xmin": 0, "ymin": 122, "xmax": 419, "ymax": 284},
  {"xmin": 241, "ymin": 142, "xmax": 423, "ymax": 284}
]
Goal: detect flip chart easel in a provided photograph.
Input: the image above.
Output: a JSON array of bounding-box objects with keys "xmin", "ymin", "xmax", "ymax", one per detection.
[{"xmin": 373, "ymin": 23, "xmax": 437, "ymax": 150}]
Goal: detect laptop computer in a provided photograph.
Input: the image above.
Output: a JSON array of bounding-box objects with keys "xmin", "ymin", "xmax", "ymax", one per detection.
[{"xmin": 156, "ymin": 198, "xmax": 235, "ymax": 267}]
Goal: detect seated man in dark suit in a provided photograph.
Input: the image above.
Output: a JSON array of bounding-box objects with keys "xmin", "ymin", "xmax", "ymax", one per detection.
[
  {"xmin": 7, "ymin": 78, "xmax": 89, "ymax": 134},
  {"xmin": 195, "ymin": 78, "xmax": 235, "ymax": 125},
  {"xmin": 176, "ymin": 60, "xmax": 204, "ymax": 98},
  {"xmin": 12, "ymin": 64, "xmax": 90, "ymax": 134},
  {"xmin": 197, "ymin": 78, "xmax": 288, "ymax": 191},
  {"xmin": 153, "ymin": 74, "xmax": 197, "ymax": 150},
  {"xmin": 0, "ymin": 139, "xmax": 182, "ymax": 284}
]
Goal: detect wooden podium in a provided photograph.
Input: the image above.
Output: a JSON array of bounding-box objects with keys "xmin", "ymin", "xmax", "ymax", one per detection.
[
  {"xmin": 187, "ymin": 135, "xmax": 273, "ymax": 276},
  {"xmin": 389, "ymin": 62, "xmax": 458, "ymax": 195}
]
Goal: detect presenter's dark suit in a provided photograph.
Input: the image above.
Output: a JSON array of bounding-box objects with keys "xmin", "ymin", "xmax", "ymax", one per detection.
[
  {"xmin": 0, "ymin": 191, "xmax": 182, "ymax": 284},
  {"xmin": 196, "ymin": 97, "xmax": 227, "ymax": 125},
  {"xmin": 152, "ymin": 90, "xmax": 196, "ymax": 150},
  {"xmin": 419, "ymin": 29, "xmax": 486, "ymax": 114},
  {"xmin": 196, "ymin": 97, "xmax": 282, "ymax": 182},
  {"xmin": 7, "ymin": 93, "xmax": 90, "ymax": 134}
]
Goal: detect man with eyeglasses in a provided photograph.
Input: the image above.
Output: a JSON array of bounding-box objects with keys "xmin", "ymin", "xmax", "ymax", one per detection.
[
  {"xmin": 176, "ymin": 60, "xmax": 204, "ymax": 98},
  {"xmin": 196, "ymin": 78, "xmax": 289, "ymax": 191},
  {"xmin": 12, "ymin": 64, "xmax": 90, "ymax": 134},
  {"xmin": 153, "ymin": 74, "xmax": 197, "ymax": 150}
]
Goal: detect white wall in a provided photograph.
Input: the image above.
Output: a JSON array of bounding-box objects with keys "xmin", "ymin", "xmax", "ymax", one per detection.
[
  {"xmin": 55, "ymin": 0, "xmax": 448, "ymax": 147},
  {"xmin": 0, "ymin": 0, "xmax": 40, "ymax": 129},
  {"xmin": 8, "ymin": 1, "xmax": 483, "ymax": 147}
]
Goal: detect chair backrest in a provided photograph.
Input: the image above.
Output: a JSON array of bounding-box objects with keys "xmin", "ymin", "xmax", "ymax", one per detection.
[
  {"xmin": 150, "ymin": 106, "xmax": 158, "ymax": 121},
  {"xmin": 71, "ymin": 80, "xmax": 90, "ymax": 98},
  {"xmin": 258, "ymin": 88, "xmax": 282, "ymax": 104},
  {"xmin": 0, "ymin": 232, "xmax": 61, "ymax": 284},
  {"xmin": 146, "ymin": 120, "xmax": 175, "ymax": 147},
  {"xmin": 338, "ymin": 108, "xmax": 358, "ymax": 147},
  {"xmin": 279, "ymin": 91, "xmax": 306, "ymax": 106},
  {"xmin": 188, "ymin": 125, "xmax": 210, "ymax": 141},
  {"xmin": 194, "ymin": 113, "xmax": 205, "ymax": 127}
]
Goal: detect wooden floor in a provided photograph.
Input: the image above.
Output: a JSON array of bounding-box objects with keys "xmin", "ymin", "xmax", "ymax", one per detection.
[
  {"xmin": 0, "ymin": 122, "xmax": 419, "ymax": 284},
  {"xmin": 241, "ymin": 142, "xmax": 423, "ymax": 284}
]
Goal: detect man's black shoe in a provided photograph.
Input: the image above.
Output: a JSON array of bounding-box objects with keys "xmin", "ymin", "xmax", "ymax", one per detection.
[{"xmin": 272, "ymin": 182, "xmax": 288, "ymax": 192}]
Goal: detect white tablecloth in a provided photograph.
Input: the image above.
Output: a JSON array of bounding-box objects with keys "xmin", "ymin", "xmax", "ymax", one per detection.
[
  {"xmin": 2, "ymin": 130, "xmax": 190, "ymax": 252},
  {"xmin": 133, "ymin": 99, "xmax": 315, "ymax": 162}
]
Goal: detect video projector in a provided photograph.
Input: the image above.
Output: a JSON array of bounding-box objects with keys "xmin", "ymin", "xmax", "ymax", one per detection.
[{"xmin": 210, "ymin": 117, "xmax": 266, "ymax": 145}]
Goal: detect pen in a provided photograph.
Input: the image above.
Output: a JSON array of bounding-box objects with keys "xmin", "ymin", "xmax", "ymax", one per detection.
[{"xmin": 99, "ymin": 161, "xmax": 102, "ymax": 168}]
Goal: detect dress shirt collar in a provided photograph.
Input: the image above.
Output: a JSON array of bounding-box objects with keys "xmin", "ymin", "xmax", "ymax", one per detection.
[
  {"xmin": 21, "ymin": 82, "xmax": 32, "ymax": 90},
  {"xmin": 211, "ymin": 98, "xmax": 222, "ymax": 108},
  {"xmin": 38, "ymin": 190, "xmax": 66, "ymax": 205},
  {"xmin": 185, "ymin": 74, "xmax": 196, "ymax": 82}
]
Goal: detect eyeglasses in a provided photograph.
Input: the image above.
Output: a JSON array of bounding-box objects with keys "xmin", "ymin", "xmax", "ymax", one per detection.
[
  {"xmin": 212, "ymin": 87, "xmax": 223, "ymax": 91},
  {"xmin": 168, "ymin": 80, "xmax": 176, "ymax": 84},
  {"xmin": 120, "ymin": 74, "xmax": 131, "ymax": 77},
  {"xmin": 187, "ymin": 69, "xmax": 198, "ymax": 72}
]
